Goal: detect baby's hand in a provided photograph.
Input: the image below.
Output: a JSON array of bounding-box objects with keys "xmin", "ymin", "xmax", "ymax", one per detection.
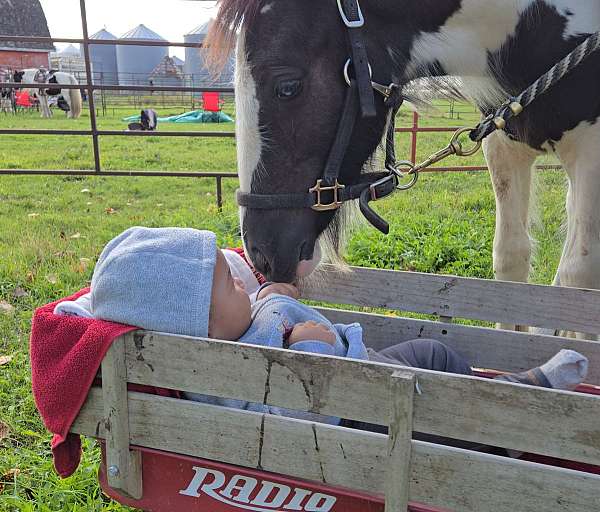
[
  {"xmin": 257, "ymin": 282, "xmax": 299, "ymax": 300},
  {"xmin": 288, "ymin": 321, "xmax": 336, "ymax": 346}
]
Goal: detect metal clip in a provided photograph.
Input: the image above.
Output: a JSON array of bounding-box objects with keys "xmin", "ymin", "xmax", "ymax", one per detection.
[
  {"xmin": 309, "ymin": 179, "xmax": 346, "ymax": 212},
  {"xmin": 343, "ymin": 59, "xmax": 396, "ymax": 100},
  {"xmin": 390, "ymin": 161, "xmax": 420, "ymax": 191},
  {"xmin": 411, "ymin": 127, "xmax": 482, "ymax": 174},
  {"xmin": 337, "ymin": 0, "xmax": 365, "ymax": 28}
]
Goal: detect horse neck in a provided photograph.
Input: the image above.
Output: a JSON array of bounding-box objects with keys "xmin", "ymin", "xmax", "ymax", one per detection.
[{"xmin": 398, "ymin": 0, "xmax": 530, "ymax": 102}]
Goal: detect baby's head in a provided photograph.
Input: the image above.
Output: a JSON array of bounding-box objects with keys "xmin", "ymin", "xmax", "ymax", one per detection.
[{"xmin": 91, "ymin": 227, "xmax": 252, "ymax": 340}]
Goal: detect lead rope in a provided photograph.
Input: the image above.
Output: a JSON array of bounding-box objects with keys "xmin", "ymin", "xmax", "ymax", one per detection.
[
  {"xmin": 396, "ymin": 30, "xmax": 600, "ymax": 184},
  {"xmin": 470, "ymin": 31, "xmax": 600, "ymax": 142}
]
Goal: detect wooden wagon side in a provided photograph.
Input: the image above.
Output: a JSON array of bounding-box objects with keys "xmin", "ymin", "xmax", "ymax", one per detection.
[{"xmin": 71, "ymin": 267, "xmax": 600, "ymax": 512}]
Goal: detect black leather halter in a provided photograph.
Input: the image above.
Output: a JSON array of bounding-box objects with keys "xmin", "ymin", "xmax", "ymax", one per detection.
[{"xmin": 237, "ymin": 0, "xmax": 405, "ymax": 234}]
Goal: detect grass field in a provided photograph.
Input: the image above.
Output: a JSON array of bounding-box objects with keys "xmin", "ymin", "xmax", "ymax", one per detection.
[{"xmin": 0, "ymin": 101, "xmax": 568, "ymax": 510}]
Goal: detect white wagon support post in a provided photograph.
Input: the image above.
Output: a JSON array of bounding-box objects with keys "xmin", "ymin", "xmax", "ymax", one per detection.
[
  {"xmin": 101, "ymin": 337, "xmax": 143, "ymax": 499},
  {"xmin": 386, "ymin": 370, "xmax": 416, "ymax": 512}
]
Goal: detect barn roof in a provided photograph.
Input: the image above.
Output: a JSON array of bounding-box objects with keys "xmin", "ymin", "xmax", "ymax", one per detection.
[
  {"xmin": 150, "ymin": 56, "xmax": 182, "ymax": 78},
  {"xmin": 0, "ymin": 0, "xmax": 54, "ymax": 51}
]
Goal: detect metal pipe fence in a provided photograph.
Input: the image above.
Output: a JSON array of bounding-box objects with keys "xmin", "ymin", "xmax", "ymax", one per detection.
[{"xmin": 0, "ymin": 0, "xmax": 560, "ymax": 211}]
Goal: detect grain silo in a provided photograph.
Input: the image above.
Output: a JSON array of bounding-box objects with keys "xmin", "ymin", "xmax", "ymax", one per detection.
[
  {"xmin": 184, "ymin": 21, "xmax": 211, "ymax": 86},
  {"xmin": 117, "ymin": 24, "xmax": 167, "ymax": 85},
  {"xmin": 88, "ymin": 29, "xmax": 118, "ymax": 85},
  {"xmin": 184, "ymin": 20, "xmax": 235, "ymax": 87}
]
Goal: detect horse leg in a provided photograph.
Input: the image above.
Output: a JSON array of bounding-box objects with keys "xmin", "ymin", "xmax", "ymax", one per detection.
[
  {"xmin": 484, "ymin": 131, "xmax": 538, "ymax": 331},
  {"xmin": 66, "ymin": 96, "xmax": 73, "ymax": 119},
  {"xmin": 553, "ymin": 123, "xmax": 600, "ymax": 339},
  {"xmin": 40, "ymin": 95, "xmax": 50, "ymax": 118}
]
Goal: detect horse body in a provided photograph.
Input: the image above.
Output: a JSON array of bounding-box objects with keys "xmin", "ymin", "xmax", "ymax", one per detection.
[
  {"xmin": 405, "ymin": 1, "xmax": 600, "ymax": 336},
  {"xmin": 211, "ymin": 0, "xmax": 600, "ymax": 319},
  {"xmin": 0, "ymin": 69, "xmax": 15, "ymax": 114},
  {"xmin": 14, "ymin": 69, "xmax": 82, "ymax": 119},
  {"xmin": 0, "ymin": 88, "xmax": 14, "ymax": 114}
]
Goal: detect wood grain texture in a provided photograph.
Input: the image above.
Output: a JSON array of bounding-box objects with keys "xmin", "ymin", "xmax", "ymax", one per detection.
[
  {"xmin": 301, "ymin": 265, "xmax": 600, "ymax": 334},
  {"xmin": 72, "ymin": 390, "xmax": 600, "ymax": 512},
  {"xmin": 315, "ymin": 307, "xmax": 600, "ymax": 384},
  {"xmin": 121, "ymin": 332, "xmax": 600, "ymax": 465},
  {"xmin": 101, "ymin": 337, "xmax": 143, "ymax": 500},
  {"xmin": 385, "ymin": 371, "xmax": 415, "ymax": 512}
]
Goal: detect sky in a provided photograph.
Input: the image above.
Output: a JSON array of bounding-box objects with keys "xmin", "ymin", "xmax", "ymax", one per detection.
[{"xmin": 39, "ymin": 0, "xmax": 218, "ymax": 59}]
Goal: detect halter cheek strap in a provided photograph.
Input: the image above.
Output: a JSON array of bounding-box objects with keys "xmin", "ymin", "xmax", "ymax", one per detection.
[{"xmin": 338, "ymin": 0, "xmax": 376, "ymax": 118}]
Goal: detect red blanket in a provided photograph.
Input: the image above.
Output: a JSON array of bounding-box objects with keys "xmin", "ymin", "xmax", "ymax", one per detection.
[{"xmin": 30, "ymin": 288, "xmax": 137, "ymax": 477}]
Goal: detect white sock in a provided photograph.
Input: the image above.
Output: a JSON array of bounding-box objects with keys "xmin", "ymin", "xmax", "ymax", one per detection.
[{"xmin": 539, "ymin": 350, "xmax": 589, "ymax": 390}]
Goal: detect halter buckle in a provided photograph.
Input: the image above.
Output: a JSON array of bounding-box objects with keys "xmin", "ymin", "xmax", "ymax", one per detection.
[
  {"xmin": 337, "ymin": 0, "xmax": 364, "ymax": 28},
  {"xmin": 310, "ymin": 179, "xmax": 346, "ymax": 211}
]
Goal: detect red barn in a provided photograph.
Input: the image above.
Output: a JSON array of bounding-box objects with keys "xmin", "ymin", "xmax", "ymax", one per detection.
[{"xmin": 0, "ymin": 0, "xmax": 54, "ymax": 71}]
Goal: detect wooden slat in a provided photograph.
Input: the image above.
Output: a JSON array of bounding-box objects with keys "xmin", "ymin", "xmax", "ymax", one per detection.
[
  {"xmin": 385, "ymin": 371, "xmax": 415, "ymax": 512},
  {"xmin": 72, "ymin": 390, "xmax": 600, "ymax": 512},
  {"xmin": 315, "ymin": 307, "xmax": 600, "ymax": 384},
  {"xmin": 301, "ymin": 265, "xmax": 600, "ymax": 334},
  {"xmin": 101, "ymin": 338, "xmax": 143, "ymax": 499},
  {"xmin": 122, "ymin": 332, "xmax": 600, "ymax": 465}
]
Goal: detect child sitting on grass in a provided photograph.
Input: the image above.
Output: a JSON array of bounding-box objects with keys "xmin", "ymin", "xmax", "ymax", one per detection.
[{"xmin": 84, "ymin": 227, "xmax": 588, "ymax": 421}]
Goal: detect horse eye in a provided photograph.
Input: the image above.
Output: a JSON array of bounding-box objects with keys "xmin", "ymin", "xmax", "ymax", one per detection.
[{"xmin": 276, "ymin": 79, "xmax": 302, "ymax": 99}]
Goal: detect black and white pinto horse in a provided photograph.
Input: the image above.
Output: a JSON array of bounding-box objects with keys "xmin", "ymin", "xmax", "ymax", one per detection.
[
  {"xmin": 209, "ymin": 1, "xmax": 600, "ymax": 335},
  {"xmin": 0, "ymin": 70, "xmax": 15, "ymax": 114},
  {"xmin": 14, "ymin": 69, "xmax": 82, "ymax": 119}
]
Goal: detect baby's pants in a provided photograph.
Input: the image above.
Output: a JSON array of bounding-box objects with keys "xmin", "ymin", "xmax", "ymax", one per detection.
[
  {"xmin": 366, "ymin": 338, "xmax": 473, "ymax": 376},
  {"xmin": 342, "ymin": 339, "xmax": 505, "ymax": 453}
]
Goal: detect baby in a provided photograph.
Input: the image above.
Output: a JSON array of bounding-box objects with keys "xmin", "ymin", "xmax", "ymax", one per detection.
[
  {"xmin": 87, "ymin": 227, "xmax": 589, "ymax": 423},
  {"xmin": 90, "ymin": 227, "xmax": 368, "ymax": 363}
]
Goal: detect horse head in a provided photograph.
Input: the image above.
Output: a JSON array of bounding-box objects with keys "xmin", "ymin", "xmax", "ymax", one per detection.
[
  {"xmin": 13, "ymin": 71, "xmax": 24, "ymax": 88},
  {"xmin": 208, "ymin": 0, "xmax": 433, "ymax": 282}
]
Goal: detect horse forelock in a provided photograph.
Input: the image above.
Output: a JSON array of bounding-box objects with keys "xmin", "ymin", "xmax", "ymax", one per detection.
[{"xmin": 205, "ymin": 0, "xmax": 265, "ymax": 74}]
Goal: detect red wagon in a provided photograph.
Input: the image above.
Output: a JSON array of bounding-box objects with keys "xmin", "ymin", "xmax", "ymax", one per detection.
[{"xmin": 71, "ymin": 266, "xmax": 600, "ymax": 511}]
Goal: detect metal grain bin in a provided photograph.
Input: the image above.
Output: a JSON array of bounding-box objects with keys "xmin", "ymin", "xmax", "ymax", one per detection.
[
  {"xmin": 116, "ymin": 24, "xmax": 167, "ymax": 86},
  {"xmin": 184, "ymin": 21, "xmax": 211, "ymax": 87},
  {"xmin": 184, "ymin": 20, "xmax": 234, "ymax": 87},
  {"xmin": 88, "ymin": 29, "xmax": 118, "ymax": 85}
]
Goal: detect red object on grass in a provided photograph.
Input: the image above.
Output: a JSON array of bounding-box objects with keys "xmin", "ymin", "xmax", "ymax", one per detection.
[
  {"xmin": 15, "ymin": 90, "xmax": 33, "ymax": 107},
  {"xmin": 202, "ymin": 91, "xmax": 223, "ymax": 112}
]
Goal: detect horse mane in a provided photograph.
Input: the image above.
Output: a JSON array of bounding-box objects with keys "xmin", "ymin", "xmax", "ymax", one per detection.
[{"xmin": 205, "ymin": 0, "xmax": 264, "ymax": 74}]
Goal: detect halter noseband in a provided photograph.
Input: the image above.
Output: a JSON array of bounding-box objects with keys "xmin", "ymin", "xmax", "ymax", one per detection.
[{"xmin": 236, "ymin": 0, "xmax": 408, "ymax": 234}]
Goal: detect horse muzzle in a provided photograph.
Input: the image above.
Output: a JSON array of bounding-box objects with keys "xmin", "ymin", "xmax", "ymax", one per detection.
[{"xmin": 242, "ymin": 209, "xmax": 321, "ymax": 283}]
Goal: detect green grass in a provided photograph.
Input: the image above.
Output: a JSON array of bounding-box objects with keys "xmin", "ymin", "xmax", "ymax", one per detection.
[{"xmin": 0, "ymin": 101, "xmax": 568, "ymax": 510}]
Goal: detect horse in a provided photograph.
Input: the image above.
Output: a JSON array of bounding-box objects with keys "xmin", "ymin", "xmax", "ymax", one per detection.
[
  {"xmin": 206, "ymin": 1, "xmax": 600, "ymax": 335},
  {"xmin": 0, "ymin": 69, "xmax": 15, "ymax": 114},
  {"xmin": 13, "ymin": 68, "xmax": 82, "ymax": 119},
  {"xmin": 0, "ymin": 88, "xmax": 14, "ymax": 114}
]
